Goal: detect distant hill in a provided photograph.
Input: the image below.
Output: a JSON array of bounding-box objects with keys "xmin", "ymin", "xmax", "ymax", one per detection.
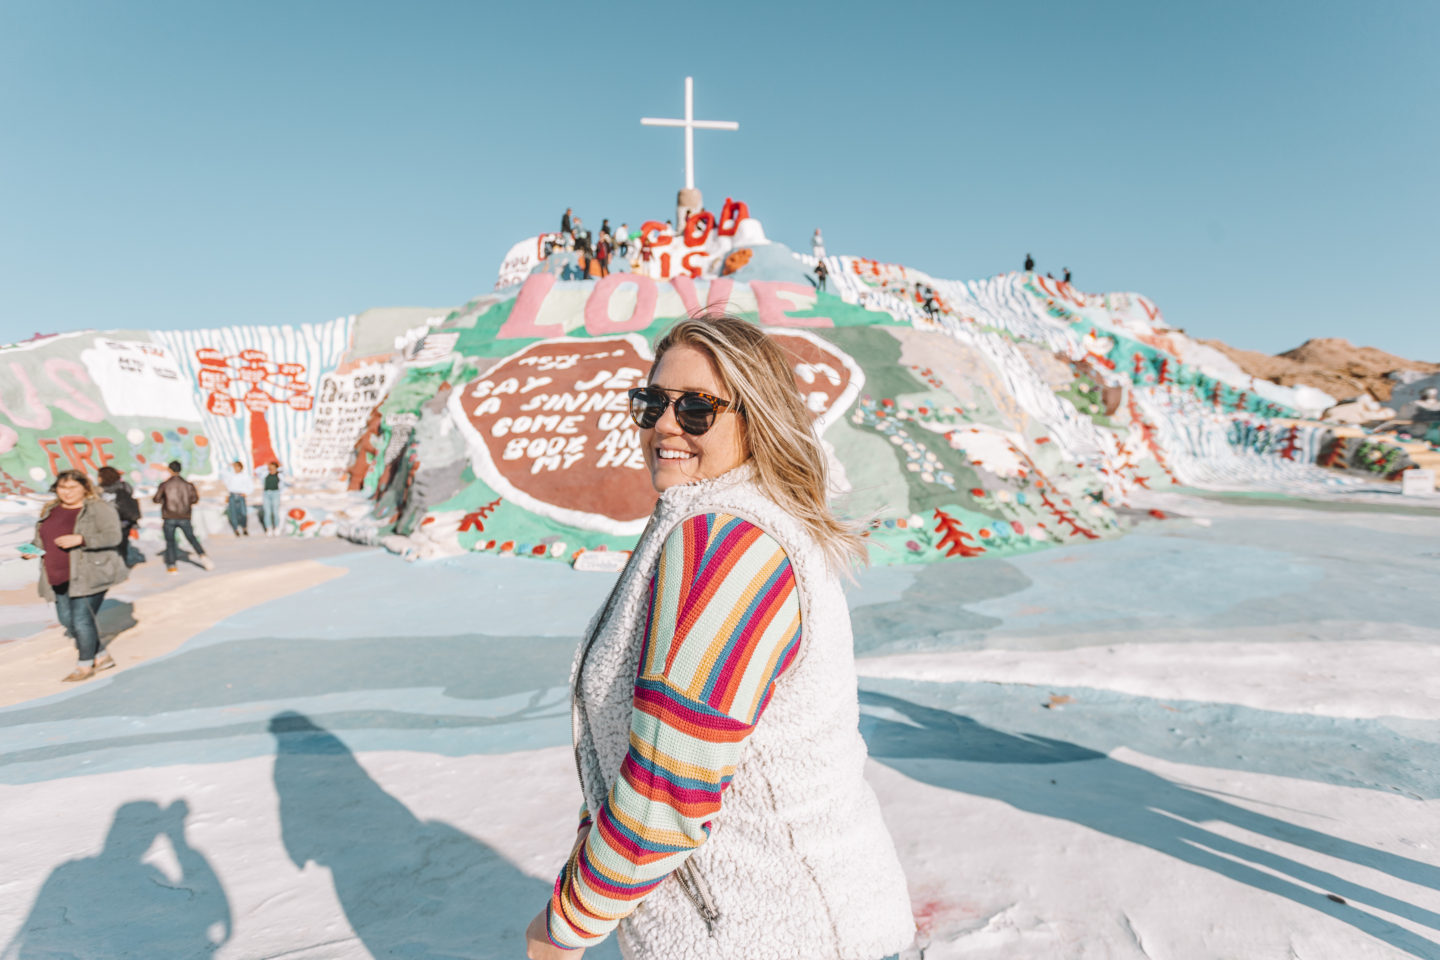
[{"xmin": 1198, "ymin": 336, "xmax": 1440, "ymax": 402}]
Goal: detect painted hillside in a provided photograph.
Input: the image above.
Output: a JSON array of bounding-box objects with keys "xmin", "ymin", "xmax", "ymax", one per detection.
[{"xmin": 1, "ymin": 200, "xmax": 1428, "ymax": 570}]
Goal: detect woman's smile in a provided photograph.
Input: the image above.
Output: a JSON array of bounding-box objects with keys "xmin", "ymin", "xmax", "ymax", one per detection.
[{"xmin": 641, "ymin": 345, "xmax": 747, "ymax": 492}]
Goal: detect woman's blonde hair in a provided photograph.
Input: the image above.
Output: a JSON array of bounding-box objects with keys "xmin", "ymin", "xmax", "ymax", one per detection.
[{"xmin": 651, "ymin": 315, "xmax": 867, "ymax": 569}]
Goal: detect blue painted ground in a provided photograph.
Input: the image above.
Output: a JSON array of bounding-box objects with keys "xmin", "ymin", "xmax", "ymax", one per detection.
[{"xmin": 3, "ymin": 497, "xmax": 1439, "ymax": 958}]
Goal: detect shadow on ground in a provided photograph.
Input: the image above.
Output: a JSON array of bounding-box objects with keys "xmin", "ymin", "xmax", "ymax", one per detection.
[
  {"xmin": 861, "ymin": 690, "xmax": 1440, "ymax": 958},
  {"xmin": 269, "ymin": 711, "xmax": 619, "ymax": 960},
  {"xmin": 3, "ymin": 799, "xmax": 231, "ymax": 959}
]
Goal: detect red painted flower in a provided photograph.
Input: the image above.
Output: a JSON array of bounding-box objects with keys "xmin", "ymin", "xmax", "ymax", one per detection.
[
  {"xmin": 288, "ymin": 508, "xmax": 305, "ymax": 520},
  {"xmin": 969, "ymin": 488, "xmax": 985, "ymax": 497}
]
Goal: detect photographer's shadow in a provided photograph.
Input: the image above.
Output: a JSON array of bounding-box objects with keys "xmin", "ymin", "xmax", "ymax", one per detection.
[
  {"xmin": 860, "ymin": 690, "xmax": 1440, "ymax": 958},
  {"xmin": 270, "ymin": 711, "xmax": 591, "ymax": 959},
  {"xmin": 4, "ymin": 799, "xmax": 231, "ymax": 959}
]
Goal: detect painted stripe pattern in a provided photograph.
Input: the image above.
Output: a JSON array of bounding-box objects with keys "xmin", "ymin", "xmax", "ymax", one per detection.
[
  {"xmin": 154, "ymin": 317, "xmax": 354, "ymax": 477},
  {"xmin": 548, "ymin": 513, "xmax": 801, "ymax": 948}
]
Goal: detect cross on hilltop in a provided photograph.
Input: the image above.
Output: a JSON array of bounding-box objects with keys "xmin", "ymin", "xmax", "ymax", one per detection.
[{"xmin": 641, "ymin": 77, "xmax": 739, "ymax": 229}]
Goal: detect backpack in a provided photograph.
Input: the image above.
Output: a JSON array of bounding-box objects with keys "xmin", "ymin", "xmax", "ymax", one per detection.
[{"xmin": 111, "ymin": 484, "xmax": 141, "ymax": 523}]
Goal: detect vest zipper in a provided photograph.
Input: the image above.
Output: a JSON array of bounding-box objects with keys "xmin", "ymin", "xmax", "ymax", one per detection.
[
  {"xmin": 675, "ymin": 860, "xmax": 721, "ymax": 934},
  {"xmin": 571, "ymin": 518, "xmax": 655, "ymax": 805},
  {"xmin": 569, "ymin": 509, "xmax": 721, "ymax": 936}
]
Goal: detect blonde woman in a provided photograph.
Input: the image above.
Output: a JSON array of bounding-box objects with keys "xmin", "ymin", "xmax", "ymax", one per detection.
[
  {"xmin": 28, "ymin": 470, "xmax": 129, "ymax": 681},
  {"xmin": 526, "ymin": 316, "xmax": 914, "ymax": 959}
]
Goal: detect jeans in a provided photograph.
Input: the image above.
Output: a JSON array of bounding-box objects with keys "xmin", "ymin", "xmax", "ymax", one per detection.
[
  {"xmin": 261, "ymin": 490, "xmax": 281, "ymax": 531},
  {"xmin": 54, "ymin": 583, "xmax": 106, "ymax": 663},
  {"xmin": 117, "ymin": 522, "xmax": 135, "ymax": 565},
  {"xmin": 163, "ymin": 518, "xmax": 205, "ymax": 568},
  {"xmin": 226, "ymin": 493, "xmax": 248, "ymax": 533}
]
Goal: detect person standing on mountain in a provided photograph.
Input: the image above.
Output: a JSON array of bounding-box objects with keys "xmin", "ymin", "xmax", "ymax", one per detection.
[
  {"xmin": 595, "ymin": 234, "xmax": 612, "ymax": 278},
  {"xmin": 560, "ymin": 207, "xmax": 572, "ymax": 238},
  {"xmin": 814, "ymin": 258, "xmax": 829, "ymax": 293},
  {"xmin": 1024, "ymin": 253, "xmax": 1035, "ymax": 272},
  {"xmin": 921, "ymin": 284, "xmax": 940, "ymax": 321},
  {"xmin": 812, "ymin": 227, "xmax": 826, "ymax": 259},
  {"xmin": 1063, "ymin": 267, "xmax": 1072, "ymax": 284},
  {"xmin": 153, "ymin": 461, "xmax": 213, "ymax": 573},
  {"xmin": 615, "ymin": 223, "xmax": 630, "ymax": 258}
]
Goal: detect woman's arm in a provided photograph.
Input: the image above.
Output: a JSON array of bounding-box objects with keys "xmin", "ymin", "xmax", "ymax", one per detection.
[
  {"xmin": 543, "ymin": 513, "xmax": 801, "ymax": 950},
  {"xmin": 80, "ymin": 501, "xmax": 122, "ymax": 550}
]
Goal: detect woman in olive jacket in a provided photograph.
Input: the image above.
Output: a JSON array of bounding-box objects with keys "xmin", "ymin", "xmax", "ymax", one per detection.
[{"xmin": 30, "ymin": 470, "xmax": 130, "ymax": 681}]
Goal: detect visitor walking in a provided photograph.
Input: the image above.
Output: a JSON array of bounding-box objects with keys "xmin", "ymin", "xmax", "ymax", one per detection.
[
  {"xmin": 261, "ymin": 462, "xmax": 284, "ymax": 537},
  {"xmin": 96, "ymin": 466, "xmax": 140, "ymax": 565},
  {"xmin": 222, "ymin": 460, "xmax": 252, "ymax": 536},
  {"xmin": 1024, "ymin": 252, "xmax": 1035, "ymax": 272},
  {"xmin": 615, "ymin": 222, "xmax": 630, "ymax": 257},
  {"xmin": 812, "ymin": 227, "xmax": 826, "ymax": 259},
  {"xmin": 153, "ymin": 461, "xmax": 213, "ymax": 573},
  {"xmin": 28, "ymin": 470, "xmax": 129, "ymax": 682},
  {"xmin": 814, "ymin": 257, "xmax": 829, "ymax": 292},
  {"xmin": 527, "ymin": 316, "xmax": 914, "ymax": 959}
]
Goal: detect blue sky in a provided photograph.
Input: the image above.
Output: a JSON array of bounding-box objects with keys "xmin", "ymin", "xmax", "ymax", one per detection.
[{"xmin": 2, "ymin": 0, "xmax": 1436, "ymax": 359}]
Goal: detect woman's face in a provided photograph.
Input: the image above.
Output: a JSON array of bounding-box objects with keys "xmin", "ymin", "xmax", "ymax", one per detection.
[
  {"xmin": 641, "ymin": 344, "xmax": 749, "ymax": 493},
  {"xmin": 55, "ymin": 479, "xmax": 87, "ymax": 507}
]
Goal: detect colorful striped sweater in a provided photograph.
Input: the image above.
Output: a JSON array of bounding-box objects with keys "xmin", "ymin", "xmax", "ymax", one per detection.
[{"xmin": 548, "ymin": 512, "xmax": 802, "ymax": 949}]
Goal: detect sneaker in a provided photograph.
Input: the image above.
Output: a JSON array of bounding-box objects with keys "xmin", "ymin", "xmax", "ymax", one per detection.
[
  {"xmin": 197, "ymin": 556, "xmax": 215, "ymax": 571},
  {"xmin": 166, "ymin": 566, "xmax": 178, "ymax": 574},
  {"xmin": 95, "ymin": 653, "xmax": 116, "ymax": 672},
  {"xmin": 62, "ymin": 665, "xmax": 95, "ymax": 682}
]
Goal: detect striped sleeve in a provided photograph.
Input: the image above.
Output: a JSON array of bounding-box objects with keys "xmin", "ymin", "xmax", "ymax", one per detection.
[{"xmin": 547, "ymin": 513, "xmax": 802, "ymax": 949}]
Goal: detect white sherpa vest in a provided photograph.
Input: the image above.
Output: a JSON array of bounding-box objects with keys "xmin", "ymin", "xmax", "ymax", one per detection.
[{"xmin": 570, "ymin": 465, "xmax": 916, "ymax": 960}]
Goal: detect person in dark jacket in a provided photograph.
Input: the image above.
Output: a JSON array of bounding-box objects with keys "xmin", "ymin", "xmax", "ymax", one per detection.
[
  {"xmin": 261, "ymin": 461, "xmax": 285, "ymax": 536},
  {"xmin": 153, "ymin": 461, "xmax": 213, "ymax": 574},
  {"xmin": 814, "ymin": 258, "xmax": 829, "ymax": 292},
  {"xmin": 1024, "ymin": 253, "xmax": 1035, "ymax": 272},
  {"xmin": 1063, "ymin": 267, "xmax": 1072, "ymax": 283},
  {"xmin": 96, "ymin": 466, "xmax": 141, "ymax": 566},
  {"xmin": 27, "ymin": 470, "xmax": 130, "ymax": 681},
  {"xmin": 560, "ymin": 207, "xmax": 572, "ymax": 237}
]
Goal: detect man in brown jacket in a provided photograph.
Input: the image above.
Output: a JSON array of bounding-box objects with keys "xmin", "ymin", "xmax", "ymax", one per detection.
[{"xmin": 153, "ymin": 460, "xmax": 214, "ymax": 574}]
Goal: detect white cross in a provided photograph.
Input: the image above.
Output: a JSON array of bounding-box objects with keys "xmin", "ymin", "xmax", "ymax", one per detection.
[{"xmin": 640, "ymin": 77, "xmax": 739, "ymax": 191}]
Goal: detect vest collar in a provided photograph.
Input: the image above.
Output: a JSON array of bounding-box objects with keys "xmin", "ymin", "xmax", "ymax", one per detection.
[{"xmin": 655, "ymin": 461, "xmax": 757, "ymax": 512}]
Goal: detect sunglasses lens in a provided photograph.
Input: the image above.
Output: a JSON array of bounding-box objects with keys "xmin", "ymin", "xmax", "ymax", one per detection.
[
  {"xmin": 629, "ymin": 389, "xmax": 664, "ymax": 429},
  {"xmin": 674, "ymin": 396, "xmax": 717, "ymax": 435}
]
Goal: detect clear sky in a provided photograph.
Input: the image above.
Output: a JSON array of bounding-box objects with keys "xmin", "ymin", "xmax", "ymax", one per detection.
[{"xmin": 2, "ymin": 0, "xmax": 1436, "ymax": 359}]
